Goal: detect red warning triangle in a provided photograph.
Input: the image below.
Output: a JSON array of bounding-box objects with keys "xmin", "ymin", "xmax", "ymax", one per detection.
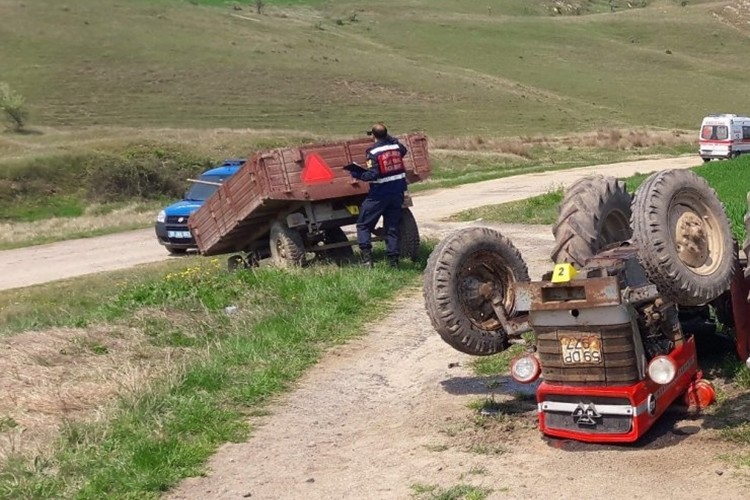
[{"xmin": 301, "ymin": 153, "xmax": 335, "ymax": 184}]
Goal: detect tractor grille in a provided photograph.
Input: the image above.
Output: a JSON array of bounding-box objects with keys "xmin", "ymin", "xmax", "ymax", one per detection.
[
  {"xmin": 543, "ymin": 394, "xmax": 633, "ymax": 434},
  {"xmin": 536, "ymin": 324, "xmax": 640, "ymax": 385}
]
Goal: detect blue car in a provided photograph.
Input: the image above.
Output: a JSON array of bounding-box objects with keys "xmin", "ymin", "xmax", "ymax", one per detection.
[{"xmin": 155, "ymin": 159, "xmax": 244, "ymax": 254}]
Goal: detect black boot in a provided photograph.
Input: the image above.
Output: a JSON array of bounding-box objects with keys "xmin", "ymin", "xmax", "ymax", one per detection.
[
  {"xmin": 388, "ymin": 255, "xmax": 400, "ymax": 269},
  {"xmin": 360, "ymin": 248, "xmax": 374, "ymax": 268}
]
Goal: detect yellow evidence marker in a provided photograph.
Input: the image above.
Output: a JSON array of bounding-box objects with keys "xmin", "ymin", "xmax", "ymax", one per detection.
[{"xmin": 551, "ymin": 263, "xmax": 577, "ymax": 283}]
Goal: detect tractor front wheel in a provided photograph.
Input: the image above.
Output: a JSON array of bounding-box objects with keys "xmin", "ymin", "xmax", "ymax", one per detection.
[{"xmin": 423, "ymin": 226, "xmax": 529, "ymax": 356}]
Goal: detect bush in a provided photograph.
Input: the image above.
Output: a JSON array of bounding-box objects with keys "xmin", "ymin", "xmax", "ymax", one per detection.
[
  {"xmin": 0, "ymin": 82, "xmax": 28, "ymax": 132},
  {"xmin": 0, "ymin": 145, "xmax": 214, "ymax": 220},
  {"xmin": 85, "ymin": 145, "xmax": 212, "ymax": 201}
]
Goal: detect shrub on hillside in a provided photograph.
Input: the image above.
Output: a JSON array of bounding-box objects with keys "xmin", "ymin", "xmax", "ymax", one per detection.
[
  {"xmin": 85, "ymin": 146, "xmax": 212, "ymax": 201},
  {"xmin": 0, "ymin": 146, "xmax": 213, "ymax": 214},
  {"xmin": 0, "ymin": 154, "xmax": 92, "ymax": 201},
  {"xmin": 0, "ymin": 82, "xmax": 28, "ymax": 132}
]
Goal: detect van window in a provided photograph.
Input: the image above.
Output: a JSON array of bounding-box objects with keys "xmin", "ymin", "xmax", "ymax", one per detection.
[
  {"xmin": 185, "ymin": 175, "xmax": 224, "ymax": 201},
  {"xmin": 744, "ymin": 126, "xmax": 750, "ymax": 140},
  {"xmin": 701, "ymin": 125, "xmax": 729, "ymax": 140}
]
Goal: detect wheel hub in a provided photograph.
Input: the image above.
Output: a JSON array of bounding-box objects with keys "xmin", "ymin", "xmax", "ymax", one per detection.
[
  {"xmin": 675, "ymin": 212, "xmax": 709, "ymax": 268},
  {"xmin": 276, "ymin": 239, "xmax": 288, "ymax": 259},
  {"xmin": 457, "ymin": 253, "xmax": 515, "ymax": 331}
]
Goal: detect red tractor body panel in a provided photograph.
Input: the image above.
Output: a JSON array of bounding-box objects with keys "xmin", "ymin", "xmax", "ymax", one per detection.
[{"xmin": 536, "ymin": 337, "xmax": 699, "ymax": 443}]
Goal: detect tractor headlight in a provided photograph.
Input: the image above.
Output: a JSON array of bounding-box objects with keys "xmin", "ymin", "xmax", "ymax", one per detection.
[
  {"xmin": 647, "ymin": 356, "xmax": 677, "ymax": 385},
  {"xmin": 510, "ymin": 355, "xmax": 541, "ymax": 384},
  {"xmin": 156, "ymin": 210, "xmax": 166, "ymax": 223},
  {"xmin": 746, "ymin": 356, "xmax": 750, "ymax": 370}
]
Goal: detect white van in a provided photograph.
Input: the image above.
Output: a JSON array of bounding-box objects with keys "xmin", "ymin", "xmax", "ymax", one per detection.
[{"xmin": 699, "ymin": 114, "xmax": 750, "ymax": 162}]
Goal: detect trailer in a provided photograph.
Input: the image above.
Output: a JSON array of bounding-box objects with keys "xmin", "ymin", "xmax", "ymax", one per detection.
[{"xmin": 188, "ymin": 133, "xmax": 431, "ymax": 267}]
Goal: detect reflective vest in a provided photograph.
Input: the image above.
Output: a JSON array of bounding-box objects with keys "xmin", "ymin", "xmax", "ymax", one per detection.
[{"xmin": 367, "ymin": 143, "xmax": 406, "ymax": 184}]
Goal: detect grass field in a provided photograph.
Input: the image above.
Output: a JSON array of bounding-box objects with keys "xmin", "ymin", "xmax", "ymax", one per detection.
[{"xmin": 1, "ymin": 0, "xmax": 748, "ymax": 135}]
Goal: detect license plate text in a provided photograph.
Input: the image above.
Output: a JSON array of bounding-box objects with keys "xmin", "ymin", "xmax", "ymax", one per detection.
[{"xmin": 560, "ymin": 336, "xmax": 603, "ymax": 365}]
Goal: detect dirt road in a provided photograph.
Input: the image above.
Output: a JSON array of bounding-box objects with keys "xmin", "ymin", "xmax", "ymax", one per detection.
[{"xmin": 0, "ymin": 156, "xmax": 696, "ymax": 291}]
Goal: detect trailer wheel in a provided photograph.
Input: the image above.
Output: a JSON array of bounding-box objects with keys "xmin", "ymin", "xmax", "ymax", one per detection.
[
  {"xmin": 227, "ymin": 255, "xmax": 247, "ymax": 272},
  {"xmin": 269, "ymin": 222, "xmax": 306, "ymax": 268},
  {"xmin": 399, "ymin": 208, "xmax": 420, "ymax": 262},
  {"xmin": 321, "ymin": 227, "xmax": 354, "ymax": 263},
  {"xmin": 551, "ymin": 175, "xmax": 632, "ymax": 268},
  {"xmin": 423, "ymin": 227, "xmax": 529, "ymax": 356},
  {"xmin": 631, "ymin": 169, "xmax": 735, "ymax": 306}
]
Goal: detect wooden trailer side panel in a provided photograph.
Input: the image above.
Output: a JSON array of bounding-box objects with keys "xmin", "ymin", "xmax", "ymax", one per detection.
[{"xmin": 190, "ymin": 133, "xmax": 430, "ymax": 256}]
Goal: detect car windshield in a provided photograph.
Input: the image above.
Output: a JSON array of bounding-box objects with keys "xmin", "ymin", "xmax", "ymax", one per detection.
[
  {"xmin": 701, "ymin": 125, "xmax": 729, "ymax": 140},
  {"xmin": 185, "ymin": 175, "xmax": 223, "ymax": 201}
]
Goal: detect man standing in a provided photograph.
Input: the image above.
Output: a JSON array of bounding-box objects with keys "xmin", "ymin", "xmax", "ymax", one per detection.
[{"xmin": 348, "ymin": 123, "xmax": 408, "ymax": 268}]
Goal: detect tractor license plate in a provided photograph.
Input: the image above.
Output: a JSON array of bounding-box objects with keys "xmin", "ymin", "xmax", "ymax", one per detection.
[
  {"xmin": 346, "ymin": 205, "xmax": 360, "ymax": 215},
  {"xmin": 560, "ymin": 336, "xmax": 602, "ymax": 365}
]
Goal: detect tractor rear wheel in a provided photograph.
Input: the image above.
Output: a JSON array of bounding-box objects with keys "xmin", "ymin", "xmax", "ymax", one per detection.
[
  {"xmin": 423, "ymin": 227, "xmax": 529, "ymax": 356},
  {"xmin": 631, "ymin": 169, "xmax": 735, "ymax": 306},
  {"xmin": 551, "ymin": 175, "xmax": 632, "ymax": 268}
]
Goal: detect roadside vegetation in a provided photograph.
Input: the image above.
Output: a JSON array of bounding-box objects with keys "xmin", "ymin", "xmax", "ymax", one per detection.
[
  {"xmin": 410, "ymin": 482, "xmax": 493, "ymax": 500},
  {"xmin": 0, "ymin": 248, "xmax": 429, "ymax": 498}
]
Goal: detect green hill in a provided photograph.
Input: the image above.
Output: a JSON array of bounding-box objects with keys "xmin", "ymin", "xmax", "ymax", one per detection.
[{"xmin": 1, "ymin": 0, "xmax": 748, "ymax": 136}]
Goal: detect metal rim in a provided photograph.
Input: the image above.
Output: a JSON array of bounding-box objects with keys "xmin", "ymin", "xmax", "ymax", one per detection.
[
  {"xmin": 668, "ymin": 190, "xmax": 724, "ymax": 276},
  {"xmin": 456, "ymin": 250, "xmax": 516, "ymax": 331},
  {"xmin": 275, "ymin": 236, "xmax": 289, "ymax": 260}
]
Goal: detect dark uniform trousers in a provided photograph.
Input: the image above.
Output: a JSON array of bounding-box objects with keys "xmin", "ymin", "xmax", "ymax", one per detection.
[{"xmin": 356, "ymin": 192, "xmax": 404, "ymax": 257}]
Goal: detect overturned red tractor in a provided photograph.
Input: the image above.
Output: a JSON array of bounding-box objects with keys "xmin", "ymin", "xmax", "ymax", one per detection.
[{"xmin": 424, "ymin": 169, "xmax": 750, "ymax": 443}]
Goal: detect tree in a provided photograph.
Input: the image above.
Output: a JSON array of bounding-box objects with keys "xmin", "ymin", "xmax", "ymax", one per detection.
[{"xmin": 0, "ymin": 82, "xmax": 28, "ymax": 132}]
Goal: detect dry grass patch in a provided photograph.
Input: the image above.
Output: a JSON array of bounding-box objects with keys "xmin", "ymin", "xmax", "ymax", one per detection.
[
  {"xmin": 431, "ymin": 136, "xmax": 532, "ymax": 157},
  {"xmin": 0, "ymin": 325, "xmax": 182, "ymax": 462},
  {"xmin": 0, "ymin": 126, "xmax": 323, "ymax": 163},
  {"xmin": 0, "ymin": 202, "xmax": 162, "ymax": 248},
  {"xmin": 432, "ymin": 128, "xmax": 694, "ymax": 155},
  {"xmin": 557, "ymin": 128, "xmax": 694, "ymax": 150}
]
